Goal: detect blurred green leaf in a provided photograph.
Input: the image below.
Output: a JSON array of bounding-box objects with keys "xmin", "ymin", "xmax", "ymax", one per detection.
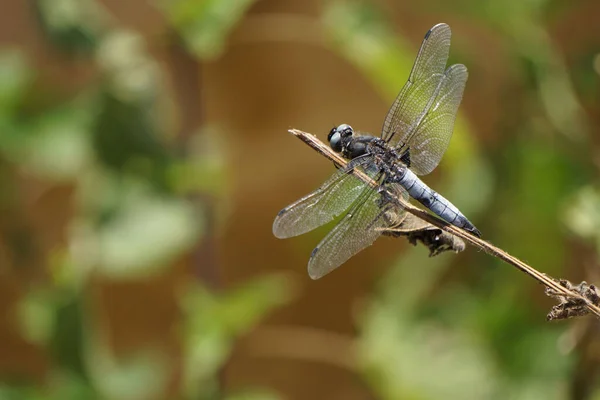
[
  {"xmin": 86, "ymin": 343, "xmax": 168, "ymax": 400},
  {"xmin": 564, "ymin": 185, "xmax": 600, "ymax": 250},
  {"xmin": 96, "ymin": 30, "xmax": 160, "ymax": 102},
  {"xmin": 162, "ymin": 0, "xmax": 258, "ymax": 59},
  {"xmin": 93, "ymin": 30, "xmax": 168, "ymax": 189},
  {"xmin": 97, "ymin": 195, "xmax": 200, "ymax": 277},
  {"xmin": 92, "ymin": 94, "xmax": 169, "ymax": 190},
  {"xmin": 322, "ymin": 1, "xmax": 412, "ymax": 97},
  {"xmin": 51, "ymin": 294, "xmax": 88, "ymax": 378},
  {"xmin": 72, "ymin": 174, "xmax": 202, "ymax": 279},
  {"xmin": 20, "ymin": 101, "xmax": 94, "ymax": 181},
  {"xmin": 16, "ymin": 289, "xmax": 58, "ymax": 345},
  {"xmin": 0, "ymin": 54, "xmax": 96, "ymax": 182},
  {"xmin": 571, "ymin": 51, "xmax": 600, "ymax": 102},
  {"xmin": 359, "ymin": 304, "xmax": 498, "ymax": 400},
  {"xmin": 180, "ymin": 274, "xmax": 294, "ymax": 399},
  {"xmin": 34, "ymin": 0, "xmax": 106, "ymax": 54},
  {"xmin": 0, "ymin": 50, "xmax": 32, "ymax": 114}
]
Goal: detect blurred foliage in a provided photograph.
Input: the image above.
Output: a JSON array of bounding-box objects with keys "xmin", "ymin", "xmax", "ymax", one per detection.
[
  {"xmin": 6, "ymin": 273, "xmax": 289, "ymax": 400},
  {"xmin": 1, "ymin": 0, "xmax": 289, "ymax": 399},
  {"xmin": 180, "ymin": 274, "xmax": 294, "ymax": 399},
  {"xmin": 441, "ymin": 0, "xmax": 589, "ymax": 142},
  {"xmin": 565, "ymin": 186, "xmax": 600, "ymax": 251},
  {"xmin": 3, "ymin": 0, "xmax": 600, "ymax": 399},
  {"xmin": 34, "ymin": 0, "xmax": 107, "ymax": 55},
  {"xmin": 162, "ymin": 0, "xmax": 258, "ymax": 60}
]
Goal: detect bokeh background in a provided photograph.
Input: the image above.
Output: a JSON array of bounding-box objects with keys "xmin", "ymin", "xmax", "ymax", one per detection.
[{"xmin": 1, "ymin": 0, "xmax": 600, "ymax": 399}]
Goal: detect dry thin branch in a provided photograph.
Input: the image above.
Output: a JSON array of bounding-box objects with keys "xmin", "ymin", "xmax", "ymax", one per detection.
[{"xmin": 288, "ymin": 128, "xmax": 600, "ymax": 320}]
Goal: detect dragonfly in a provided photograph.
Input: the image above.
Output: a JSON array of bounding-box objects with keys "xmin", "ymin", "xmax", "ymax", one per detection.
[{"xmin": 273, "ymin": 23, "xmax": 480, "ymax": 279}]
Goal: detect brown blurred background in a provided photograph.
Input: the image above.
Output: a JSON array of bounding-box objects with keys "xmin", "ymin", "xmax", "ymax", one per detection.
[{"xmin": 1, "ymin": 0, "xmax": 600, "ymax": 399}]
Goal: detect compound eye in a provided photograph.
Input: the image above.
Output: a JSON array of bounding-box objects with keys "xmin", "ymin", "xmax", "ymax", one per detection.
[
  {"xmin": 329, "ymin": 132, "xmax": 342, "ymax": 152},
  {"xmin": 327, "ymin": 127, "xmax": 337, "ymax": 142}
]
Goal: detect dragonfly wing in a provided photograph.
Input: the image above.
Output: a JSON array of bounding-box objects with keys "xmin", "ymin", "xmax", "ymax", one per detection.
[
  {"xmin": 403, "ymin": 63, "xmax": 468, "ymax": 175},
  {"xmin": 307, "ymin": 182, "xmax": 407, "ymax": 280},
  {"xmin": 273, "ymin": 156, "xmax": 374, "ymax": 239},
  {"xmin": 381, "ymin": 23, "xmax": 451, "ymax": 149}
]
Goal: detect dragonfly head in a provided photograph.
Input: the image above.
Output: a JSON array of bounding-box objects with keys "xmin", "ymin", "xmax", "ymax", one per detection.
[{"xmin": 328, "ymin": 124, "xmax": 354, "ymax": 153}]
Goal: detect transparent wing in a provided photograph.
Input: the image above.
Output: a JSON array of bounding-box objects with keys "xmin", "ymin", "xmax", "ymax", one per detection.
[
  {"xmin": 381, "ymin": 23, "xmax": 451, "ymax": 149},
  {"xmin": 273, "ymin": 156, "xmax": 375, "ymax": 239},
  {"xmin": 403, "ymin": 63, "xmax": 468, "ymax": 175},
  {"xmin": 308, "ymin": 183, "xmax": 407, "ymax": 280}
]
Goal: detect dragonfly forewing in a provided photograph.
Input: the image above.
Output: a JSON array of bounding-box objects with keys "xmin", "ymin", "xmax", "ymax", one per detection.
[
  {"xmin": 402, "ymin": 63, "xmax": 468, "ymax": 175},
  {"xmin": 273, "ymin": 156, "xmax": 374, "ymax": 239},
  {"xmin": 382, "ymin": 23, "xmax": 452, "ymax": 149}
]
